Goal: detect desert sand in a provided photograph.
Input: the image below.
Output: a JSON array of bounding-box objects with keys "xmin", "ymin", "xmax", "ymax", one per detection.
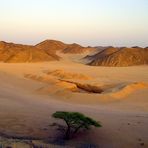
[{"xmin": 0, "ymin": 53, "xmax": 148, "ymax": 147}]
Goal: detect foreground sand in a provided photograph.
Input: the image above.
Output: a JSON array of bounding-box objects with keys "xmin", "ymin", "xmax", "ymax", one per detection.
[{"xmin": 0, "ymin": 60, "xmax": 148, "ymax": 147}]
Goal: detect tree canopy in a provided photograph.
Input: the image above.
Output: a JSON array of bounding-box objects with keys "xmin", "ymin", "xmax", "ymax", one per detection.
[{"xmin": 52, "ymin": 111, "xmax": 102, "ymax": 139}]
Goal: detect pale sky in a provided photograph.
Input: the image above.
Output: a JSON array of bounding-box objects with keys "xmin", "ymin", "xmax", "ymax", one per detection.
[{"xmin": 0, "ymin": 0, "xmax": 148, "ymax": 47}]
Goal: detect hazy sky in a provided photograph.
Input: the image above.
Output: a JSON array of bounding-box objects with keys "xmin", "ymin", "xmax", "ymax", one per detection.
[{"xmin": 0, "ymin": 0, "xmax": 148, "ymax": 47}]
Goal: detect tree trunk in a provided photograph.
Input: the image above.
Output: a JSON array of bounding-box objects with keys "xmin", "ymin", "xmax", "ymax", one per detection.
[{"xmin": 65, "ymin": 125, "xmax": 71, "ymax": 140}]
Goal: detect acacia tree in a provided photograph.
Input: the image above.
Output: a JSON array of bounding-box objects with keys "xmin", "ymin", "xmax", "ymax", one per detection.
[{"xmin": 52, "ymin": 111, "xmax": 102, "ymax": 139}]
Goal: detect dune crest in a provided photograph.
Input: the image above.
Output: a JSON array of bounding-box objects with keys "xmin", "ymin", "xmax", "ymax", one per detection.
[
  {"xmin": 47, "ymin": 69, "xmax": 92, "ymax": 80},
  {"xmin": 110, "ymin": 82, "xmax": 148, "ymax": 98}
]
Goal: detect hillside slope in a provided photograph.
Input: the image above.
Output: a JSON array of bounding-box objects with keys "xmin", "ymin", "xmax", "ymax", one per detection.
[
  {"xmin": 89, "ymin": 47, "xmax": 148, "ymax": 66},
  {"xmin": 0, "ymin": 41, "xmax": 59, "ymax": 62}
]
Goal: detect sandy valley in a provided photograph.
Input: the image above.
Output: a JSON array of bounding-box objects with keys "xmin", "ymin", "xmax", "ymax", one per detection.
[
  {"xmin": 1, "ymin": 0, "xmax": 148, "ymax": 147},
  {"xmin": 0, "ymin": 50, "xmax": 148, "ymax": 147},
  {"xmin": 0, "ymin": 40, "xmax": 148, "ymax": 148}
]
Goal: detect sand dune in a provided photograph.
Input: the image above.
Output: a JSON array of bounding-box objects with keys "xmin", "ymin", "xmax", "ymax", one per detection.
[
  {"xmin": 108, "ymin": 82, "xmax": 148, "ymax": 98},
  {"xmin": 46, "ymin": 69, "xmax": 92, "ymax": 80},
  {"xmin": 24, "ymin": 67, "xmax": 148, "ymax": 101}
]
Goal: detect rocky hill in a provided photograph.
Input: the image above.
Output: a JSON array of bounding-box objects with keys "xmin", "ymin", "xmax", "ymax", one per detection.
[
  {"xmin": 89, "ymin": 47, "xmax": 148, "ymax": 66},
  {"xmin": 0, "ymin": 40, "xmax": 97, "ymax": 63},
  {"xmin": 1, "ymin": 40, "xmax": 148, "ymax": 66},
  {"xmin": 84, "ymin": 47, "xmax": 118, "ymax": 62},
  {"xmin": 62, "ymin": 43, "xmax": 96, "ymax": 54},
  {"xmin": 0, "ymin": 41, "xmax": 60, "ymax": 62},
  {"xmin": 35, "ymin": 40, "xmax": 67, "ymax": 53}
]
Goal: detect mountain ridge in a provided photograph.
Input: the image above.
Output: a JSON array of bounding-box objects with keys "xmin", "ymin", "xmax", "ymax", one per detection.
[{"xmin": 0, "ymin": 40, "xmax": 148, "ymax": 66}]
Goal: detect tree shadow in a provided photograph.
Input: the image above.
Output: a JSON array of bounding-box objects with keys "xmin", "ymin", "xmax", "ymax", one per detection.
[{"xmin": 48, "ymin": 123, "xmax": 99, "ymax": 148}]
